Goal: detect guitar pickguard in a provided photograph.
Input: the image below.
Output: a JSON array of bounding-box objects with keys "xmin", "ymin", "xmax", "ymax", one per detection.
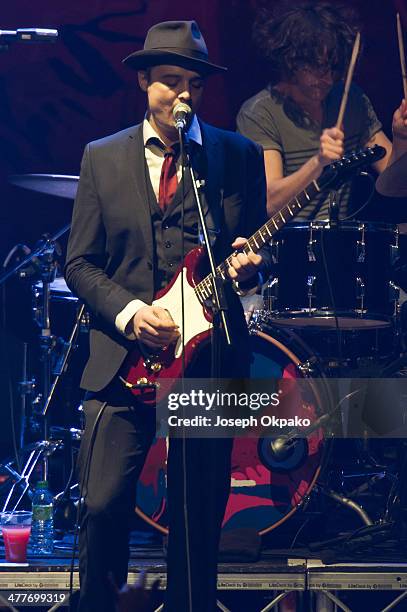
[{"xmin": 153, "ymin": 266, "xmax": 212, "ymax": 359}]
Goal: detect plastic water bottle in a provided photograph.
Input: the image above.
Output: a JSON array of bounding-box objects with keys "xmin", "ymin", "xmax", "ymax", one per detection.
[{"xmin": 30, "ymin": 481, "xmax": 54, "ymax": 555}]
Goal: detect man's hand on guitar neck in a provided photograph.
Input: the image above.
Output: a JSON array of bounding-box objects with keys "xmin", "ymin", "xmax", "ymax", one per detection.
[
  {"xmin": 130, "ymin": 305, "xmax": 180, "ymax": 349},
  {"xmin": 228, "ymin": 236, "xmax": 263, "ymax": 293}
]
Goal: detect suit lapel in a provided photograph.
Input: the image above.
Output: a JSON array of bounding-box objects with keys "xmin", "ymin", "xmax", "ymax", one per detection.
[
  {"xmin": 199, "ymin": 122, "xmax": 224, "ymax": 246},
  {"xmin": 126, "ymin": 125, "xmax": 154, "ymax": 260}
]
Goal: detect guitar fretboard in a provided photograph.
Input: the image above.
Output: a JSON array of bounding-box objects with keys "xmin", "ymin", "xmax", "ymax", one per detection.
[
  {"xmin": 192, "ymin": 145, "xmax": 384, "ymax": 303},
  {"xmin": 194, "ymin": 181, "xmax": 321, "ymax": 302}
]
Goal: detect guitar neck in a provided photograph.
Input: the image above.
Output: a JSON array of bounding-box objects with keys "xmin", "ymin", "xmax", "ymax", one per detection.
[
  {"xmin": 194, "ymin": 144, "xmax": 385, "ymax": 301},
  {"xmin": 196, "ymin": 179, "xmax": 322, "ymax": 300}
]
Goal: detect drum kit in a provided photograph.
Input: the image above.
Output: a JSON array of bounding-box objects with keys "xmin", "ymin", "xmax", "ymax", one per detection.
[{"xmin": 1, "ymin": 160, "xmax": 407, "ymax": 552}]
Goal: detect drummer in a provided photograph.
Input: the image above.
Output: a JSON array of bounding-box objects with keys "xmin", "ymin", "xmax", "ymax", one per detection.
[{"xmin": 237, "ymin": 1, "xmax": 397, "ymax": 220}]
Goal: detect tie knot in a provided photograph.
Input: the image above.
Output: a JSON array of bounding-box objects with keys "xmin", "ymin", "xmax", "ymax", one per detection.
[{"xmin": 163, "ymin": 143, "xmax": 180, "ymax": 158}]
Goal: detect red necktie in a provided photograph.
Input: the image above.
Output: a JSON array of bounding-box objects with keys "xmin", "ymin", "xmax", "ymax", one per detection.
[{"xmin": 158, "ymin": 144, "xmax": 179, "ymax": 210}]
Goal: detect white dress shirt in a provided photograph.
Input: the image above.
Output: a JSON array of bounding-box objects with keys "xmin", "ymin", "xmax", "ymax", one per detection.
[{"xmin": 115, "ymin": 116, "xmax": 202, "ymax": 338}]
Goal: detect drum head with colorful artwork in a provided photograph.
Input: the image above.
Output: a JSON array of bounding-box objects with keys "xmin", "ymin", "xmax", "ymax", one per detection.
[{"xmin": 136, "ymin": 327, "xmax": 326, "ymax": 535}]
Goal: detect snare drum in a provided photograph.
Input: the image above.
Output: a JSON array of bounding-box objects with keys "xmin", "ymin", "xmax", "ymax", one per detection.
[{"xmin": 265, "ymin": 221, "xmax": 399, "ymax": 329}]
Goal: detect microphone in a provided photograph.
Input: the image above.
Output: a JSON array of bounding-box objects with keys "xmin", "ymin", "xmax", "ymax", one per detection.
[
  {"xmin": 0, "ymin": 28, "xmax": 58, "ymax": 43},
  {"xmin": 269, "ymin": 412, "xmax": 335, "ymax": 459},
  {"xmin": 269, "ymin": 435, "xmax": 298, "ymax": 459},
  {"xmin": 173, "ymin": 102, "xmax": 192, "ymax": 131},
  {"xmin": 271, "ymin": 386, "xmax": 365, "ymax": 460}
]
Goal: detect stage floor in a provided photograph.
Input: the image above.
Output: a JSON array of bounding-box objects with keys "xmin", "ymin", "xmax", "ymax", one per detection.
[{"xmin": 1, "ymin": 536, "xmax": 407, "ymax": 611}]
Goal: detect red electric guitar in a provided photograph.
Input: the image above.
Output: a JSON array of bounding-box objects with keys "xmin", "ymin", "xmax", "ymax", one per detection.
[{"xmin": 120, "ymin": 146, "xmax": 385, "ymax": 402}]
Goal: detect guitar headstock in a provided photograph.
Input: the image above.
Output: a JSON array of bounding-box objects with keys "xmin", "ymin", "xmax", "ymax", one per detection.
[{"xmin": 319, "ymin": 145, "xmax": 386, "ymax": 190}]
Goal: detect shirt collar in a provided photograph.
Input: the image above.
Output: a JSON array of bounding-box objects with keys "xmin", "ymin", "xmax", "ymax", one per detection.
[{"xmin": 143, "ymin": 113, "xmax": 202, "ymax": 148}]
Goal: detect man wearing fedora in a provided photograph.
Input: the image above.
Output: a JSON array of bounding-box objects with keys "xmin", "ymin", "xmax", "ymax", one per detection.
[{"xmin": 65, "ymin": 20, "xmax": 270, "ymax": 612}]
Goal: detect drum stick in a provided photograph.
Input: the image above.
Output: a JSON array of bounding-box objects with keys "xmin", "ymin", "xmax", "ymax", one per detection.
[
  {"xmin": 336, "ymin": 32, "xmax": 361, "ymax": 129},
  {"xmin": 397, "ymin": 13, "xmax": 407, "ymax": 100}
]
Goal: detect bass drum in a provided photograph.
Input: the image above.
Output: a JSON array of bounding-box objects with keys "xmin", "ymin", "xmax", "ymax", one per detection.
[{"xmin": 135, "ymin": 323, "xmax": 328, "ymax": 535}]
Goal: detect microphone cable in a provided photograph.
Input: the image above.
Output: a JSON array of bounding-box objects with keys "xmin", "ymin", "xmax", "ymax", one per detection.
[{"xmin": 341, "ymin": 172, "xmax": 376, "ymax": 222}]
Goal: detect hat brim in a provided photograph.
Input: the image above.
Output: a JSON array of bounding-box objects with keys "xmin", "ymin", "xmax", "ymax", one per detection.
[{"xmin": 122, "ymin": 49, "xmax": 227, "ymax": 75}]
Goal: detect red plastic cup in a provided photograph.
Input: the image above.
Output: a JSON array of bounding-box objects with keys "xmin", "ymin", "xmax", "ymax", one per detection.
[{"xmin": 1, "ymin": 511, "xmax": 32, "ymax": 563}]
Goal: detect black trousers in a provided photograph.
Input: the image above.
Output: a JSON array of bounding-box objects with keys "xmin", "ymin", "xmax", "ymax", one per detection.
[{"xmin": 77, "ymin": 378, "xmax": 233, "ymax": 612}]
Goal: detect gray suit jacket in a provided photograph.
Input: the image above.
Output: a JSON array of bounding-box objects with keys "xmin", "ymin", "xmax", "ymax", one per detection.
[{"xmin": 65, "ymin": 120, "xmax": 270, "ymax": 391}]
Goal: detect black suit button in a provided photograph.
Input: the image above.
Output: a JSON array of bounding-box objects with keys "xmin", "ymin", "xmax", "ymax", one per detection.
[
  {"xmin": 163, "ymin": 224, "xmax": 169, "ymax": 230},
  {"xmin": 168, "ymin": 262, "xmax": 174, "ymax": 268},
  {"xmin": 165, "ymin": 241, "xmax": 172, "ymax": 248}
]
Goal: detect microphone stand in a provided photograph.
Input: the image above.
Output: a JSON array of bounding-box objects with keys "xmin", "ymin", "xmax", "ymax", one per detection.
[
  {"xmin": 0, "ymin": 28, "xmax": 58, "ymax": 52},
  {"xmin": 176, "ymin": 116, "xmax": 232, "ymax": 612},
  {"xmin": 177, "ymin": 126, "xmax": 231, "ymax": 383}
]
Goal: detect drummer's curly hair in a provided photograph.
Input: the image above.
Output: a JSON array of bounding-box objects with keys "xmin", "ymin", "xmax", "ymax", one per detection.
[{"xmin": 253, "ymin": 1, "xmax": 359, "ymax": 84}]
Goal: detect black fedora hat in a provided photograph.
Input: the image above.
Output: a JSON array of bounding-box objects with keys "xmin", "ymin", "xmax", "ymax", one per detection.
[{"xmin": 122, "ymin": 20, "xmax": 226, "ymax": 75}]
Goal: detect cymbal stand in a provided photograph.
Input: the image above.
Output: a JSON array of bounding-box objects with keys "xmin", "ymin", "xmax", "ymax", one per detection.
[
  {"xmin": 29, "ymin": 236, "xmax": 60, "ymax": 482},
  {"xmin": 1, "ymin": 296, "xmax": 85, "ymax": 512},
  {"xmin": 41, "ymin": 303, "xmax": 85, "ymax": 419},
  {"xmin": 17, "ymin": 342, "xmax": 36, "ymax": 451},
  {"xmin": 1, "ymin": 440, "xmax": 63, "ymax": 513},
  {"xmin": 1, "ymin": 239, "xmax": 87, "ymax": 514},
  {"xmin": 1, "ymin": 236, "xmax": 60, "ymax": 513}
]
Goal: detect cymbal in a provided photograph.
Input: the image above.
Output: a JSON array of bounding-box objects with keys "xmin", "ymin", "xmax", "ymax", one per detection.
[
  {"xmin": 9, "ymin": 174, "xmax": 79, "ymax": 200},
  {"xmin": 376, "ymin": 152, "xmax": 407, "ymax": 198}
]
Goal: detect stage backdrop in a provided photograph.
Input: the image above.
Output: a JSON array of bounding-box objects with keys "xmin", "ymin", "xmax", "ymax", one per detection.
[{"xmin": 0, "ymin": 0, "xmax": 404, "ymax": 252}]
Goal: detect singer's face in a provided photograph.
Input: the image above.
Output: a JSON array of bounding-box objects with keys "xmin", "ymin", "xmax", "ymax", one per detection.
[{"xmin": 138, "ymin": 65, "xmax": 205, "ymax": 140}]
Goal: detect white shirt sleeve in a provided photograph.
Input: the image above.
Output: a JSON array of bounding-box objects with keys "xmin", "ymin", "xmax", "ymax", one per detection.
[{"xmin": 115, "ymin": 299, "xmax": 148, "ymax": 340}]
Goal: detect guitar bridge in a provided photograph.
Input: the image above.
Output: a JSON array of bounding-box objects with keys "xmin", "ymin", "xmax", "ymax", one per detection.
[{"xmin": 119, "ymin": 376, "xmax": 159, "ymax": 390}]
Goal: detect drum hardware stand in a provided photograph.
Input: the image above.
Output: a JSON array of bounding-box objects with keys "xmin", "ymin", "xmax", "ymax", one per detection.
[
  {"xmin": 269, "ymin": 389, "xmax": 382, "ymax": 529},
  {"xmin": 328, "ymin": 190, "xmax": 339, "ymax": 224},
  {"xmin": 313, "ymin": 483, "xmax": 373, "ymax": 526},
  {"xmin": 0, "ymin": 298, "xmax": 84, "ymax": 513},
  {"xmin": 307, "ymin": 275, "xmax": 316, "ymax": 312},
  {"xmin": 308, "ymin": 488, "xmax": 407, "ymax": 561},
  {"xmin": 310, "ymin": 442, "xmax": 407, "ymax": 556},
  {"xmin": 263, "ymin": 277, "xmax": 278, "ymax": 312},
  {"xmin": 391, "ymin": 226, "xmax": 400, "ymax": 267},
  {"xmin": 17, "ymin": 342, "xmax": 36, "ymax": 450},
  {"xmin": 0, "ymin": 226, "xmax": 85, "ymax": 514},
  {"xmin": 307, "ymin": 224, "xmax": 316, "ymax": 262},
  {"xmin": 390, "ymin": 280, "xmax": 401, "ymax": 322},
  {"xmin": 356, "ymin": 224, "xmax": 366, "ymax": 262},
  {"xmin": 24, "ymin": 234, "xmax": 62, "ymax": 483},
  {"xmin": 0, "ymin": 224, "xmax": 70, "ymax": 287},
  {"xmin": 41, "ymin": 302, "xmax": 86, "ymax": 418},
  {"xmin": 0, "ymin": 439, "xmax": 64, "ymax": 513}
]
